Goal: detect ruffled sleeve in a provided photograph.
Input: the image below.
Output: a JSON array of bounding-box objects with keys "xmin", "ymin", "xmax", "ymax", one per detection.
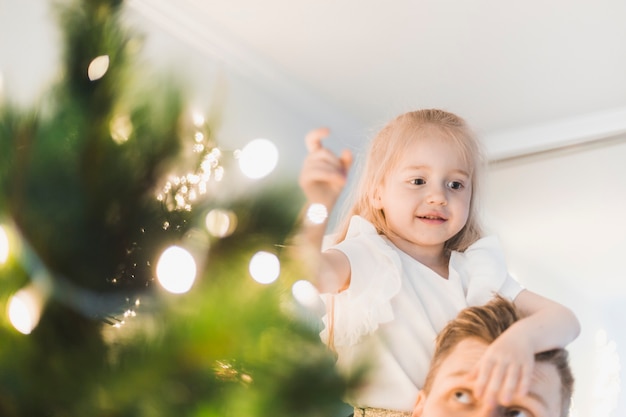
[
  {"xmin": 450, "ymin": 235, "xmax": 524, "ymax": 306},
  {"xmin": 319, "ymin": 216, "xmax": 403, "ymax": 347}
]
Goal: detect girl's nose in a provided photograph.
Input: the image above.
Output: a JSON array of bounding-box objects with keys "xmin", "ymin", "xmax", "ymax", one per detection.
[{"xmin": 426, "ymin": 184, "xmax": 447, "ymax": 205}]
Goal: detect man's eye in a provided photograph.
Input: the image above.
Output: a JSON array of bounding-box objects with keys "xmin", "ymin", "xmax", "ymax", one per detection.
[
  {"xmin": 447, "ymin": 181, "xmax": 464, "ymax": 190},
  {"xmin": 504, "ymin": 408, "xmax": 531, "ymax": 417},
  {"xmin": 452, "ymin": 390, "xmax": 473, "ymax": 404},
  {"xmin": 411, "ymin": 178, "xmax": 426, "ymax": 185}
]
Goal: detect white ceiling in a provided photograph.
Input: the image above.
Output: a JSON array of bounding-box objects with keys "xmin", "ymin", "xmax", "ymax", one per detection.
[{"xmin": 130, "ymin": 0, "xmax": 626, "ymax": 159}]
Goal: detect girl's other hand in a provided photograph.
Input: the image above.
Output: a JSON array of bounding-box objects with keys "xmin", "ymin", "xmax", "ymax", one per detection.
[
  {"xmin": 299, "ymin": 127, "xmax": 353, "ymax": 209},
  {"xmin": 469, "ymin": 331, "xmax": 534, "ymax": 406}
]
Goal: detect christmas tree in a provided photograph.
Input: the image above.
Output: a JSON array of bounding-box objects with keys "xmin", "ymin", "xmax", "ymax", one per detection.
[{"xmin": 0, "ymin": 0, "xmax": 357, "ymax": 415}]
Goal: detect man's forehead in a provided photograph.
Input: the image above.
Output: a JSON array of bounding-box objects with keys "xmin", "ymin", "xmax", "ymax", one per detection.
[
  {"xmin": 439, "ymin": 337, "xmax": 487, "ymax": 377},
  {"xmin": 531, "ymin": 361, "xmax": 563, "ymax": 412}
]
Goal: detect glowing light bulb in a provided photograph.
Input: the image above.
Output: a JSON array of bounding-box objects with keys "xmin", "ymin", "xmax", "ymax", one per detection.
[
  {"xmin": 110, "ymin": 114, "xmax": 133, "ymax": 144},
  {"xmin": 0, "ymin": 225, "xmax": 9, "ymax": 264},
  {"xmin": 249, "ymin": 251, "xmax": 280, "ymax": 284},
  {"xmin": 8, "ymin": 286, "xmax": 44, "ymax": 335},
  {"xmin": 238, "ymin": 138, "xmax": 279, "ymax": 179},
  {"xmin": 306, "ymin": 203, "xmax": 328, "ymax": 225},
  {"xmin": 156, "ymin": 246, "xmax": 196, "ymax": 294},
  {"xmin": 205, "ymin": 209, "xmax": 237, "ymax": 238},
  {"xmin": 87, "ymin": 55, "xmax": 110, "ymax": 81},
  {"xmin": 291, "ymin": 280, "xmax": 320, "ymax": 308},
  {"xmin": 192, "ymin": 112, "xmax": 205, "ymax": 127}
]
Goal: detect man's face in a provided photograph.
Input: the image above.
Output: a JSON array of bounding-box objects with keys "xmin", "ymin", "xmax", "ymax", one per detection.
[{"xmin": 412, "ymin": 338, "xmax": 562, "ymax": 417}]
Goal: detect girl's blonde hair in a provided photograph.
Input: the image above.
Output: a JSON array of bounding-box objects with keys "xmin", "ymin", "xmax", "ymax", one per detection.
[{"xmin": 335, "ymin": 109, "xmax": 485, "ymax": 252}]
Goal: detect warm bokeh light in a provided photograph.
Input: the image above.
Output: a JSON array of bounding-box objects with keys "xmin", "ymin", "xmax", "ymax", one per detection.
[
  {"xmin": 291, "ymin": 280, "xmax": 320, "ymax": 308},
  {"xmin": 306, "ymin": 203, "xmax": 328, "ymax": 225},
  {"xmin": 192, "ymin": 111, "xmax": 205, "ymax": 127},
  {"xmin": 0, "ymin": 224, "xmax": 9, "ymax": 265},
  {"xmin": 156, "ymin": 246, "xmax": 197, "ymax": 294},
  {"xmin": 7, "ymin": 286, "xmax": 44, "ymax": 335},
  {"xmin": 205, "ymin": 209, "xmax": 237, "ymax": 238},
  {"xmin": 238, "ymin": 138, "xmax": 279, "ymax": 179},
  {"xmin": 110, "ymin": 114, "xmax": 133, "ymax": 144},
  {"xmin": 87, "ymin": 55, "xmax": 110, "ymax": 81},
  {"xmin": 158, "ymin": 148, "xmax": 224, "ymax": 212},
  {"xmin": 248, "ymin": 251, "xmax": 280, "ymax": 284}
]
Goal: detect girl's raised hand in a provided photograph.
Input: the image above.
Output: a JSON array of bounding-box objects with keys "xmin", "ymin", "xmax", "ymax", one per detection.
[
  {"xmin": 470, "ymin": 330, "xmax": 534, "ymax": 406},
  {"xmin": 299, "ymin": 127, "xmax": 353, "ymax": 210}
]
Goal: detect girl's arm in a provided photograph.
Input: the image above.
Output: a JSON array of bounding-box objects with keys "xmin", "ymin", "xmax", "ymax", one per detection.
[
  {"xmin": 512, "ymin": 289, "xmax": 581, "ymax": 352},
  {"xmin": 292, "ymin": 215, "xmax": 351, "ymax": 293},
  {"xmin": 472, "ymin": 289, "xmax": 580, "ymax": 404},
  {"xmin": 290, "ymin": 128, "xmax": 353, "ymax": 294}
]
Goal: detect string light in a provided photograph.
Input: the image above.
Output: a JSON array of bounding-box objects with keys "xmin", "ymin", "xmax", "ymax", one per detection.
[
  {"xmin": 7, "ymin": 284, "xmax": 46, "ymax": 335},
  {"xmin": 248, "ymin": 251, "xmax": 280, "ymax": 284},
  {"xmin": 156, "ymin": 246, "xmax": 197, "ymax": 294},
  {"xmin": 238, "ymin": 138, "xmax": 279, "ymax": 179},
  {"xmin": 158, "ymin": 112, "xmax": 225, "ymax": 212},
  {"xmin": 291, "ymin": 280, "xmax": 320, "ymax": 308},
  {"xmin": 306, "ymin": 203, "xmax": 328, "ymax": 225},
  {"xmin": 192, "ymin": 112, "xmax": 205, "ymax": 127},
  {"xmin": 0, "ymin": 224, "xmax": 9, "ymax": 265},
  {"xmin": 87, "ymin": 55, "xmax": 110, "ymax": 81},
  {"xmin": 109, "ymin": 113, "xmax": 133, "ymax": 144},
  {"xmin": 205, "ymin": 209, "xmax": 237, "ymax": 238}
]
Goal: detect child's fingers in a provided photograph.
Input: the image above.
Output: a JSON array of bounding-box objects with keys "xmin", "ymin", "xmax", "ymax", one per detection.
[
  {"xmin": 305, "ymin": 160, "xmax": 348, "ymax": 184},
  {"xmin": 498, "ymin": 365, "xmax": 520, "ymax": 405},
  {"xmin": 339, "ymin": 149, "xmax": 353, "ymax": 173},
  {"xmin": 471, "ymin": 360, "xmax": 492, "ymax": 399},
  {"xmin": 514, "ymin": 362, "xmax": 533, "ymax": 399},
  {"xmin": 299, "ymin": 150, "xmax": 350, "ymax": 201},
  {"xmin": 482, "ymin": 364, "xmax": 507, "ymax": 405},
  {"xmin": 305, "ymin": 127, "xmax": 330, "ymax": 153},
  {"xmin": 304, "ymin": 149, "xmax": 348, "ymax": 178}
]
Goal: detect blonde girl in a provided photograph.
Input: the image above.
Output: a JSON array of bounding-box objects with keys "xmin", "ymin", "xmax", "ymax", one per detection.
[{"xmin": 296, "ymin": 109, "xmax": 579, "ymax": 415}]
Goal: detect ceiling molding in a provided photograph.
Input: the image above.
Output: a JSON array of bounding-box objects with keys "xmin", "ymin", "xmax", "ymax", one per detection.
[{"xmin": 483, "ymin": 106, "xmax": 626, "ymax": 161}]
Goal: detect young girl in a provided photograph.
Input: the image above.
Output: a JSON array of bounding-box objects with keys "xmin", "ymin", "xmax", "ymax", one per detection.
[{"xmin": 295, "ymin": 109, "xmax": 580, "ymax": 415}]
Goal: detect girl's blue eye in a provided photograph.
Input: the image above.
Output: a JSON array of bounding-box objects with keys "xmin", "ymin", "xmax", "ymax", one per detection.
[{"xmin": 447, "ymin": 181, "xmax": 464, "ymax": 190}]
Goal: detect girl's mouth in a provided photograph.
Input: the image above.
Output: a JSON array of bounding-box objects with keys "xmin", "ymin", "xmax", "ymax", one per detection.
[{"xmin": 417, "ymin": 214, "xmax": 447, "ymax": 223}]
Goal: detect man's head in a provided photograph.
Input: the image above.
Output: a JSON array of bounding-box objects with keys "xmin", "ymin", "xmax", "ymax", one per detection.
[{"xmin": 413, "ymin": 296, "xmax": 574, "ymax": 417}]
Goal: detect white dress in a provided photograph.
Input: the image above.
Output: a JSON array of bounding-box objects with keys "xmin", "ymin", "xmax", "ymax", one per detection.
[{"xmin": 320, "ymin": 216, "xmax": 524, "ymax": 411}]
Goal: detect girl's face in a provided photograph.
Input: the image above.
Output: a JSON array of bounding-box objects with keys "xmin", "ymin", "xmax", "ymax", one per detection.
[{"xmin": 373, "ymin": 132, "xmax": 472, "ymax": 260}]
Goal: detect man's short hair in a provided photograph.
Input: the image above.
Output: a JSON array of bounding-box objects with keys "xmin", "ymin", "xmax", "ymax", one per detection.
[{"xmin": 421, "ymin": 296, "xmax": 574, "ymax": 416}]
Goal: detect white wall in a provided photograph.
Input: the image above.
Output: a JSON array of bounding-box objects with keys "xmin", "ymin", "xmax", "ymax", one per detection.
[
  {"xmin": 0, "ymin": 0, "xmax": 60, "ymax": 106},
  {"xmin": 483, "ymin": 137, "xmax": 626, "ymax": 417}
]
